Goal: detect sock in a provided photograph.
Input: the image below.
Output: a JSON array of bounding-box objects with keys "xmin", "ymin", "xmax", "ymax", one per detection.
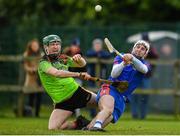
[{"xmin": 93, "ymin": 120, "xmax": 103, "ymax": 128}]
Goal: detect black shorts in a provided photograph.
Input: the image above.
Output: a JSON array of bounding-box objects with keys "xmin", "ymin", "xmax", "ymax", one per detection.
[{"xmin": 54, "ymin": 86, "xmax": 92, "ymax": 112}]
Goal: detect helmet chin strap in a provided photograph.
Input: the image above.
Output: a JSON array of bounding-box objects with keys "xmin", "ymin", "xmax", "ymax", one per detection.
[
  {"xmin": 46, "ymin": 53, "xmax": 60, "ymax": 62},
  {"xmin": 44, "ymin": 46, "xmax": 60, "ymax": 61}
]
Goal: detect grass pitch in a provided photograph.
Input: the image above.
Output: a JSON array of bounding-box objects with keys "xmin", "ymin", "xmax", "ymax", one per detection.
[
  {"xmin": 0, "ymin": 106, "xmax": 180, "ymax": 135},
  {"xmin": 0, "ymin": 116, "xmax": 180, "ymax": 135}
]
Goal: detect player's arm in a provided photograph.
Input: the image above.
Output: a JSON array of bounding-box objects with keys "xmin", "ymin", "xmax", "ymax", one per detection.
[
  {"xmin": 39, "ymin": 60, "xmax": 90, "ymax": 79},
  {"xmin": 39, "ymin": 60, "xmax": 80, "ymax": 78},
  {"xmin": 46, "ymin": 67, "xmax": 91, "ymax": 80},
  {"xmin": 131, "ymin": 56, "xmax": 148, "ymax": 74},
  {"xmin": 123, "ymin": 53, "xmax": 148, "ymax": 74},
  {"xmin": 111, "ymin": 62, "xmax": 125, "ymax": 78},
  {"xmin": 46, "ymin": 67, "xmax": 80, "ymax": 78},
  {"xmin": 111, "ymin": 56, "xmax": 125, "ymax": 78},
  {"xmin": 71, "ymin": 54, "xmax": 86, "ymax": 67}
]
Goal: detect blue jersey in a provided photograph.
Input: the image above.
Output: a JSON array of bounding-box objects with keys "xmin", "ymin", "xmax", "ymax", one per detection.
[
  {"xmin": 109, "ymin": 55, "xmax": 151, "ymax": 98},
  {"xmin": 96, "ymin": 55, "xmax": 151, "ymax": 123}
]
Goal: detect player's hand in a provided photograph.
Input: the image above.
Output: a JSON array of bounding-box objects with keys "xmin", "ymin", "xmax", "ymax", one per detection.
[
  {"xmin": 123, "ymin": 53, "xmax": 133, "ymax": 65},
  {"xmin": 72, "ymin": 54, "xmax": 82, "ymax": 63},
  {"xmin": 79, "ymin": 72, "xmax": 91, "ymax": 80}
]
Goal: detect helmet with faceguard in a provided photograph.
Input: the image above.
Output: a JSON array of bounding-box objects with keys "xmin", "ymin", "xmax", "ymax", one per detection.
[{"xmin": 42, "ymin": 34, "xmax": 62, "ymax": 55}]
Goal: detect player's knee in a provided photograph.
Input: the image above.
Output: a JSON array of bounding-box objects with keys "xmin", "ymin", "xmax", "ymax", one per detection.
[
  {"xmin": 48, "ymin": 124, "xmax": 62, "ymax": 130},
  {"xmin": 104, "ymin": 108, "xmax": 113, "ymax": 116},
  {"xmin": 48, "ymin": 125, "xmax": 56, "ymax": 130}
]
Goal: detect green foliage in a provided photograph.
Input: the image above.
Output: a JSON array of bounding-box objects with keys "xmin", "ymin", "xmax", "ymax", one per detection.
[{"xmin": 0, "ymin": 0, "xmax": 179, "ymax": 28}]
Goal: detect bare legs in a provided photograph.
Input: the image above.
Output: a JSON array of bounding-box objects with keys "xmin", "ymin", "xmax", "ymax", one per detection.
[
  {"xmin": 87, "ymin": 95, "xmax": 114, "ymax": 129},
  {"xmin": 48, "ymin": 91, "xmax": 97, "ymax": 130},
  {"xmin": 48, "ymin": 109, "xmax": 74, "ymax": 130}
]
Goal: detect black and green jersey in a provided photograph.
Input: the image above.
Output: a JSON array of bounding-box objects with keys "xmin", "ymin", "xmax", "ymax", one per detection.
[{"xmin": 38, "ymin": 57, "xmax": 79, "ymax": 103}]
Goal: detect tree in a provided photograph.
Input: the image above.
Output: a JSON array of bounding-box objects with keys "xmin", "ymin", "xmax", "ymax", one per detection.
[{"xmin": 0, "ymin": 0, "xmax": 179, "ymax": 27}]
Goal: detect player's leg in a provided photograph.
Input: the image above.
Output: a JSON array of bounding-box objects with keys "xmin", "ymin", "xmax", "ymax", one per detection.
[
  {"xmin": 87, "ymin": 84, "xmax": 114, "ymax": 130},
  {"xmin": 89, "ymin": 95, "xmax": 115, "ymax": 129},
  {"xmin": 48, "ymin": 86, "xmax": 89, "ymax": 130},
  {"xmin": 62, "ymin": 87, "xmax": 96, "ymax": 130},
  {"xmin": 87, "ymin": 114, "xmax": 113, "ymax": 129},
  {"xmin": 102, "ymin": 115, "xmax": 113, "ymax": 128},
  {"xmin": 72, "ymin": 88, "xmax": 97, "ymax": 129},
  {"xmin": 88, "ymin": 85, "xmax": 126, "ymax": 131},
  {"xmin": 86, "ymin": 91, "xmax": 97, "ymax": 107},
  {"xmin": 74, "ymin": 78, "xmax": 83, "ymax": 117},
  {"xmin": 92, "ymin": 96, "xmax": 126, "ymax": 131},
  {"xmin": 48, "ymin": 109, "xmax": 73, "ymax": 130}
]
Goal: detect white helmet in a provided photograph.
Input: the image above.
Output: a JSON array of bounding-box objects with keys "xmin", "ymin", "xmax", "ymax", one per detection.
[{"xmin": 132, "ymin": 40, "xmax": 150, "ymax": 58}]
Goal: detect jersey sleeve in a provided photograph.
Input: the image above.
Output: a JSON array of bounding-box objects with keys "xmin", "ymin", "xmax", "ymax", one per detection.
[
  {"xmin": 113, "ymin": 55, "xmax": 123, "ymax": 65},
  {"xmin": 66, "ymin": 57, "xmax": 74, "ymax": 67},
  {"xmin": 143, "ymin": 60, "xmax": 151, "ymax": 73},
  {"xmin": 39, "ymin": 60, "xmax": 52, "ymax": 72}
]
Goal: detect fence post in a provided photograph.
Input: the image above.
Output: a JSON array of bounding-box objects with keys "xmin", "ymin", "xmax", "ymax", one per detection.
[
  {"xmin": 173, "ymin": 60, "xmax": 180, "ymax": 118},
  {"xmin": 17, "ymin": 60, "xmax": 25, "ymax": 117},
  {"xmin": 17, "ymin": 91, "xmax": 24, "ymax": 117}
]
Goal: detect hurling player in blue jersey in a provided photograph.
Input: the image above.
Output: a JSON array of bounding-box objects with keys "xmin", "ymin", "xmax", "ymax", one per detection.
[{"xmin": 86, "ymin": 40, "xmax": 151, "ymax": 131}]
